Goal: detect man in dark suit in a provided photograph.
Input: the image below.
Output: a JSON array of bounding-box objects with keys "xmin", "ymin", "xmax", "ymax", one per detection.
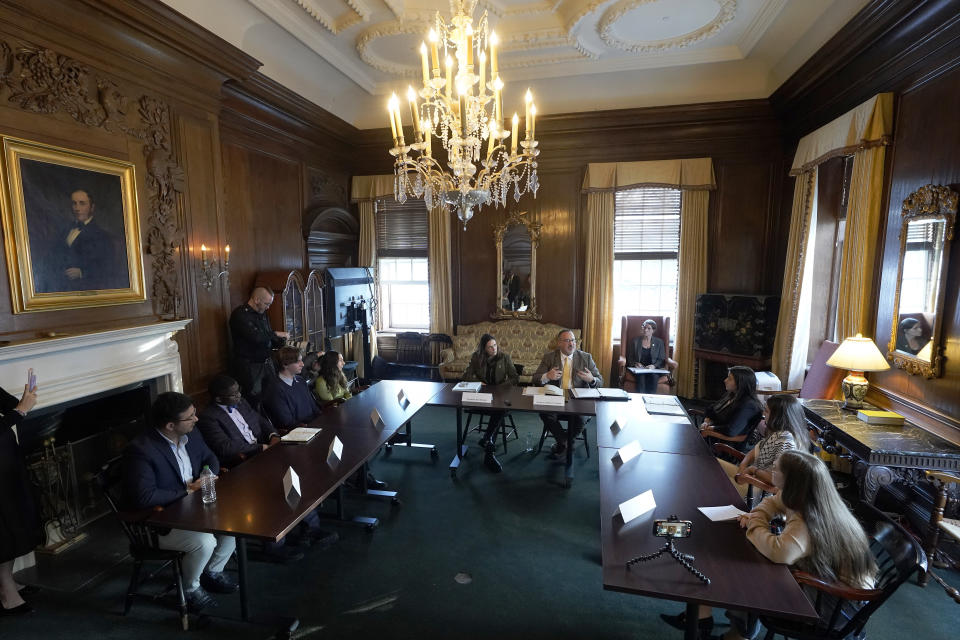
[
  {"xmin": 229, "ymin": 287, "xmax": 289, "ymax": 402},
  {"xmin": 121, "ymin": 392, "xmax": 238, "ymax": 612},
  {"xmin": 197, "ymin": 374, "xmax": 336, "ymax": 561},
  {"xmin": 52, "ymin": 189, "xmax": 125, "ymax": 292},
  {"xmin": 532, "ymin": 329, "xmax": 602, "ymax": 458},
  {"xmin": 196, "ymin": 374, "xmax": 280, "ymax": 468}
]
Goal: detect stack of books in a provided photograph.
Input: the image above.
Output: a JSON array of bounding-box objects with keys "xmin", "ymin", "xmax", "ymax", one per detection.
[{"xmin": 856, "ymin": 410, "xmax": 905, "ymax": 425}]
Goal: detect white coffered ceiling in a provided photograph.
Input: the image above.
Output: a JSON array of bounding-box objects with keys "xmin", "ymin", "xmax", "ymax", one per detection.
[{"xmin": 160, "ymin": 0, "xmax": 870, "ymax": 129}]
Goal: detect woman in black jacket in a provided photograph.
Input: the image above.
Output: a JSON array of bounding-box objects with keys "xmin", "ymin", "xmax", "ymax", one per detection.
[
  {"xmin": 0, "ymin": 375, "xmax": 41, "ymax": 614},
  {"xmin": 628, "ymin": 319, "xmax": 667, "ymax": 393},
  {"xmin": 462, "ymin": 334, "xmax": 519, "ymax": 473},
  {"xmin": 699, "ymin": 365, "xmax": 763, "ymax": 452}
]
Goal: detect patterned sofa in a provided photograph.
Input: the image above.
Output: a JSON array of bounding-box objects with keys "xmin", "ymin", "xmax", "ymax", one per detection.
[{"xmin": 438, "ymin": 319, "xmax": 580, "ymax": 384}]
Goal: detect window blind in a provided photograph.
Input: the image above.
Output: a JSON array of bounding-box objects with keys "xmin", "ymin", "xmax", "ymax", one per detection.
[
  {"xmin": 906, "ymin": 220, "xmax": 938, "ymax": 247},
  {"xmin": 614, "ymin": 187, "xmax": 681, "ymax": 259},
  {"xmin": 376, "ymin": 197, "xmax": 429, "ymax": 257}
]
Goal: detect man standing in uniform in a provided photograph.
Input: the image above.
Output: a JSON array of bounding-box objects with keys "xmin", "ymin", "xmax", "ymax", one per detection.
[{"xmin": 229, "ymin": 287, "xmax": 289, "ymax": 401}]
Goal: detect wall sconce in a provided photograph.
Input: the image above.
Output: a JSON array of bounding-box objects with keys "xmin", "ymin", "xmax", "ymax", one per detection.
[{"xmin": 198, "ymin": 243, "xmax": 230, "ymax": 291}]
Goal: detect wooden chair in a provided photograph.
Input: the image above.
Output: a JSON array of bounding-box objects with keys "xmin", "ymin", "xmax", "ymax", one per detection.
[
  {"xmin": 95, "ymin": 459, "xmax": 190, "ymax": 631},
  {"xmin": 617, "ymin": 315, "xmax": 678, "ymax": 395},
  {"xmin": 536, "ymin": 417, "xmax": 591, "ymax": 458},
  {"xmin": 920, "ymin": 470, "xmax": 960, "ymax": 603},
  {"xmin": 712, "ymin": 442, "xmax": 776, "ymax": 509},
  {"xmin": 465, "ymin": 411, "xmax": 520, "ymax": 453},
  {"xmin": 759, "ymin": 500, "xmax": 927, "ymax": 639}
]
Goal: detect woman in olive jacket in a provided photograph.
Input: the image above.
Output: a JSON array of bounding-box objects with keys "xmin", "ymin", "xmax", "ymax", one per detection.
[{"xmin": 462, "ymin": 333, "xmax": 518, "ymax": 473}]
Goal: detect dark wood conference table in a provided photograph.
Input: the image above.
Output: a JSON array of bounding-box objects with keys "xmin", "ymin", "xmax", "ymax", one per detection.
[
  {"xmin": 146, "ymin": 380, "xmax": 444, "ymax": 623},
  {"xmin": 593, "ymin": 393, "xmax": 706, "ymax": 456},
  {"xmin": 426, "ymin": 383, "xmax": 598, "ymax": 485},
  {"xmin": 597, "ymin": 413, "xmax": 819, "ymax": 639}
]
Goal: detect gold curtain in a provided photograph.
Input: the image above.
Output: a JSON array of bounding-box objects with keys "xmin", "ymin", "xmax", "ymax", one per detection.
[
  {"xmin": 674, "ymin": 189, "xmax": 709, "ymax": 397},
  {"xmin": 835, "ymin": 145, "xmax": 887, "ymax": 340},
  {"xmin": 428, "ymin": 204, "xmax": 453, "ymax": 336},
  {"xmin": 582, "ymin": 191, "xmax": 615, "ymax": 381},
  {"xmin": 772, "ymin": 170, "xmax": 817, "ymax": 388},
  {"xmin": 350, "ymin": 175, "xmax": 392, "ymax": 371}
]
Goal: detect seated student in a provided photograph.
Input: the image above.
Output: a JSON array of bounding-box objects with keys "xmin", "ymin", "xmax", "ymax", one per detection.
[
  {"xmin": 196, "ymin": 375, "xmax": 280, "ymax": 467},
  {"xmin": 314, "ymin": 351, "xmax": 353, "ymax": 406},
  {"xmin": 301, "ymin": 349, "xmax": 325, "ymax": 388},
  {"xmin": 628, "ymin": 318, "xmax": 667, "ymax": 394},
  {"xmin": 121, "ymin": 392, "xmax": 238, "ymax": 612},
  {"xmin": 262, "ymin": 346, "xmax": 321, "ymax": 430},
  {"xmin": 533, "ymin": 329, "xmax": 602, "ymax": 459},
  {"xmin": 699, "ymin": 366, "xmax": 763, "ymax": 452},
  {"xmin": 719, "ymin": 394, "xmax": 810, "ymax": 497},
  {"xmin": 662, "ymin": 450, "xmax": 876, "ymax": 639},
  {"xmin": 461, "ymin": 333, "xmax": 519, "ymax": 473}
]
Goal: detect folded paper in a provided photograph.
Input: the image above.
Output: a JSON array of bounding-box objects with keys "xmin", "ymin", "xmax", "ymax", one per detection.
[
  {"xmin": 616, "ymin": 489, "xmax": 656, "ymax": 524},
  {"xmin": 327, "ymin": 435, "xmax": 344, "ymax": 466},
  {"xmin": 283, "ymin": 466, "xmax": 301, "ymax": 506},
  {"xmin": 613, "ymin": 440, "xmax": 643, "ymax": 465}
]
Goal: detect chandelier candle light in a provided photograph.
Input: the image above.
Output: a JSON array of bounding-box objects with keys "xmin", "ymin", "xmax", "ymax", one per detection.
[{"xmin": 387, "ymin": 0, "xmax": 540, "ymax": 228}]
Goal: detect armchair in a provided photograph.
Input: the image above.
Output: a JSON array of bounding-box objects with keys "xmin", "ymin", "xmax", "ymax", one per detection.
[{"xmin": 617, "ymin": 315, "xmax": 678, "ymax": 395}]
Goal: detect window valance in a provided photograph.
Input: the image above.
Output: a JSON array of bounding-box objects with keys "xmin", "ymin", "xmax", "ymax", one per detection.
[
  {"xmin": 351, "ymin": 174, "xmax": 394, "ymax": 202},
  {"xmin": 789, "ymin": 93, "xmax": 893, "ymax": 176},
  {"xmin": 582, "ymin": 158, "xmax": 716, "ymax": 192}
]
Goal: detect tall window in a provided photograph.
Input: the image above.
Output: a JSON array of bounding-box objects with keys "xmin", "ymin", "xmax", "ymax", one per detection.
[
  {"xmin": 376, "ymin": 198, "xmax": 430, "ymax": 331},
  {"xmin": 612, "ymin": 187, "xmax": 681, "ymax": 340}
]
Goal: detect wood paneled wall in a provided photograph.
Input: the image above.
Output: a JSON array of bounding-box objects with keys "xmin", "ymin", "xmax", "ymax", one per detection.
[
  {"xmin": 773, "ymin": 0, "xmax": 960, "ymax": 438},
  {"xmin": 0, "ymin": 0, "xmax": 359, "ymax": 399}
]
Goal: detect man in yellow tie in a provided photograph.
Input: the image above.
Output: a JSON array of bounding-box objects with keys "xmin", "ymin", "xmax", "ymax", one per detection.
[{"xmin": 533, "ymin": 329, "xmax": 602, "ymax": 459}]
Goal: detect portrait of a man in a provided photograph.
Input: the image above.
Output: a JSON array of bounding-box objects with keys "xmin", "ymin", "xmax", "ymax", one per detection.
[{"xmin": 1, "ymin": 137, "xmax": 144, "ymax": 313}]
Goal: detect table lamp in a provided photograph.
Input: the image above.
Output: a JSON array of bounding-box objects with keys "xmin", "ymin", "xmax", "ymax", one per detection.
[{"xmin": 825, "ymin": 333, "xmax": 890, "ymax": 409}]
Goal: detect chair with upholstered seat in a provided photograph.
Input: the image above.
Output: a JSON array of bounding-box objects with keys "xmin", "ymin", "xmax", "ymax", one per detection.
[
  {"xmin": 920, "ymin": 470, "xmax": 960, "ymax": 603},
  {"xmin": 617, "ymin": 315, "xmax": 678, "ymax": 395},
  {"xmin": 759, "ymin": 500, "xmax": 926, "ymax": 639},
  {"xmin": 95, "ymin": 459, "xmax": 190, "ymax": 631}
]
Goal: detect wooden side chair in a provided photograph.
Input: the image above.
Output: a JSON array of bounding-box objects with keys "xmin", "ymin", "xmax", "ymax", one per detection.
[
  {"xmin": 759, "ymin": 500, "xmax": 927, "ymax": 639},
  {"xmin": 920, "ymin": 470, "xmax": 960, "ymax": 603},
  {"xmin": 712, "ymin": 442, "xmax": 776, "ymax": 509},
  {"xmin": 465, "ymin": 411, "xmax": 520, "ymax": 453},
  {"xmin": 95, "ymin": 459, "xmax": 190, "ymax": 631}
]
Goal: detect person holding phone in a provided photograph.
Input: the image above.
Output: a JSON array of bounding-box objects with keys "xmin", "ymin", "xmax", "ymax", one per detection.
[{"xmin": 0, "ymin": 370, "xmax": 41, "ymax": 614}]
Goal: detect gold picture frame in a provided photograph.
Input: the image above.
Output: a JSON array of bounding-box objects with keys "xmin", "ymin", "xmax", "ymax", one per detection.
[
  {"xmin": 493, "ymin": 210, "xmax": 541, "ymax": 320},
  {"xmin": 0, "ymin": 136, "xmax": 145, "ymax": 313}
]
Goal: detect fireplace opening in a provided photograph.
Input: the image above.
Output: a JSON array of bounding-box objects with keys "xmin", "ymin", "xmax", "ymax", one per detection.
[{"xmin": 18, "ymin": 379, "xmax": 158, "ymax": 552}]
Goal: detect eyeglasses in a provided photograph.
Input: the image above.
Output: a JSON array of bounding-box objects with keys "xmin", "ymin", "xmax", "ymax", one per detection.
[
  {"xmin": 176, "ymin": 411, "xmax": 197, "ymax": 423},
  {"xmin": 559, "ymin": 338, "xmax": 576, "ymax": 343}
]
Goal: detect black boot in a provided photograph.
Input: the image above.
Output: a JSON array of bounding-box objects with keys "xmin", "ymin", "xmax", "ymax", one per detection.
[{"xmin": 484, "ymin": 442, "xmax": 502, "ymax": 473}]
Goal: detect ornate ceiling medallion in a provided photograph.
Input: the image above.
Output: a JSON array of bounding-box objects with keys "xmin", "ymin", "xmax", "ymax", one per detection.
[{"xmin": 599, "ymin": 0, "xmax": 737, "ymax": 54}]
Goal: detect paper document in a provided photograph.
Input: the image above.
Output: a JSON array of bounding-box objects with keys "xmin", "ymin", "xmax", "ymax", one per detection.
[
  {"xmin": 570, "ymin": 388, "xmax": 599, "ymax": 399},
  {"xmin": 461, "ymin": 392, "xmax": 493, "ymax": 404},
  {"xmin": 453, "ymin": 381, "xmax": 482, "ymax": 392},
  {"xmin": 642, "ymin": 395, "xmax": 679, "ymax": 405},
  {"xmin": 616, "ymin": 490, "xmax": 656, "ymax": 524},
  {"xmin": 628, "ymin": 367, "xmax": 669, "ymax": 376},
  {"xmin": 698, "ymin": 505, "xmax": 748, "ymax": 522},
  {"xmin": 543, "ymin": 384, "xmax": 563, "ymax": 396},
  {"xmin": 281, "ymin": 427, "xmax": 321, "ymax": 443},
  {"xmin": 533, "ymin": 394, "xmax": 565, "ymax": 408},
  {"xmin": 523, "ymin": 387, "xmax": 545, "ymax": 396},
  {"xmin": 598, "ymin": 388, "xmax": 629, "ymax": 400}
]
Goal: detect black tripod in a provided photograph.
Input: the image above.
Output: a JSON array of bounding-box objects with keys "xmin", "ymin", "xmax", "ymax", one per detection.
[{"xmin": 625, "ymin": 538, "xmax": 711, "ymax": 585}]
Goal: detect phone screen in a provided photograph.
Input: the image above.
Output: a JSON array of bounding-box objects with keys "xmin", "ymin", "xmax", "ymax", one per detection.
[{"xmin": 27, "ymin": 369, "xmax": 37, "ymax": 391}]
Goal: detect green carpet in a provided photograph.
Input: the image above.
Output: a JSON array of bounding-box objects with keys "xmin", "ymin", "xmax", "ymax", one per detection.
[{"xmin": 6, "ymin": 406, "xmax": 958, "ymax": 639}]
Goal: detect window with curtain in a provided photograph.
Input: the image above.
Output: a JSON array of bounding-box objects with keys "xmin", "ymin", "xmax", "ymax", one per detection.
[
  {"xmin": 376, "ymin": 198, "xmax": 430, "ymax": 331},
  {"xmin": 612, "ymin": 187, "xmax": 681, "ymax": 340}
]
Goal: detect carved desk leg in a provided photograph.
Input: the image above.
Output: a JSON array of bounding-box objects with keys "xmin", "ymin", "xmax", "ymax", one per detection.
[{"xmin": 920, "ymin": 478, "xmax": 948, "ymax": 587}]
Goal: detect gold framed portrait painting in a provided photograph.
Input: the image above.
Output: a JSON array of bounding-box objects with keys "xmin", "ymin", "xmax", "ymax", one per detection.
[{"xmin": 0, "ymin": 136, "xmax": 145, "ymax": 313}]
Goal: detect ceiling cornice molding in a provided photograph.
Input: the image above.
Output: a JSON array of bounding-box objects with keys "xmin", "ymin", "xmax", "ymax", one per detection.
[
  {"xmin": 736, "ymin": 0, "xmax": 787, "ymax": 57},
  {"xmin": 248, "ymin": 0, "xmax": 379, "ymax": 93},
  {"xmin": 771, "ymin": 0, "xmax": 960, "ymax": 138}
]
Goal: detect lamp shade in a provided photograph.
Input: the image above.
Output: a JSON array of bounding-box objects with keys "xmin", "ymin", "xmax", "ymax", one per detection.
[{"xmin": 826, "ymin": 333, "xmax": 891, "ymax": 372}]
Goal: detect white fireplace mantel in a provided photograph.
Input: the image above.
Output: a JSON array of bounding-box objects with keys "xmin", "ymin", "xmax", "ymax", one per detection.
[{"xmin": 0, "ymin": 320, "xmax": 192, "ymax": 409}]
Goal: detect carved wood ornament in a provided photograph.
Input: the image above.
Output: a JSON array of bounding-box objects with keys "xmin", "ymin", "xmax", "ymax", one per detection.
[{"xmin": 0, "ymin": 39, "xmax": 184, "ymax": 318}]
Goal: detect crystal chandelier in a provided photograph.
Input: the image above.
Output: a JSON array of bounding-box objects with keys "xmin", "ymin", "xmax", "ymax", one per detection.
[{"xmin": 386, "ymin": 0, "xmax": 540, "ymax": 228}]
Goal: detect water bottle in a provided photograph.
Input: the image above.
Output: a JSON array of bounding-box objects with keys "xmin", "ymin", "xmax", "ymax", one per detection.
[
  {"xmin": 523, "ymin": 431, "xmax": 534, "ymax": 453},
  {"xmin": 199, "ymin": 465, "xmax": 217, "ymax": 504}
]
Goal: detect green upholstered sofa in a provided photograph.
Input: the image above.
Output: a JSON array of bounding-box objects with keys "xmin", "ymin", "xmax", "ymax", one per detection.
[{"xmin": 438, "ymin": 319, "xmax": 581, "ymax": 385}]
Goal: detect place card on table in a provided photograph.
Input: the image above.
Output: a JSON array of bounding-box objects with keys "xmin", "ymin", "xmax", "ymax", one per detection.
[
  {"xmin": 462, "ymin": 392, "xmax": 493, "ymax": 404},
  {"xmin": 397, "ymin": 388, "xmax": 410, "ymax": 409},
  {"xmin": 610, "ymin": 417, "xmax": 627, "ymax": 434},
  {"xmin": 327, "ymin": 435, "xmax": 344, "ymax": 466},
  {"xmin": 283, "ymin": 466, "xmax": 301, "ymax": 506},
  {"xmin": 532, "ymin": 394, "xmax": 564, "ymax": 408},
  {"xmin": 370, "ymin": 408, "xmax": 384, "ymax": 428},
  {"xmin": 615, "ymin": 489, "xmax": 656, "ymax": 524},
  {"xmin": 612, "ymin": 440, "xmax": 643, "ymax": 465}
]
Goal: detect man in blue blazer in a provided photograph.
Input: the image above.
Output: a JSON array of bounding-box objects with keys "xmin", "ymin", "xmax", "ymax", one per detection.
[
  {"xmin": 533, "ymin": 329, "xmax": 602, "ymax": 458},
  {"xmin": 122, "ymin": 392, "xmax": 237, "ymax": 612},
  {"xmin": 196, "ymin": 375, "xmax": 280, "ymax": 468}
]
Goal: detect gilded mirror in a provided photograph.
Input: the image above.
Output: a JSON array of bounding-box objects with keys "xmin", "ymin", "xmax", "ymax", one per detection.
[
  {"xmin": 494, "ymin": 211, "xmax": 541, "ymax": 319},
  {"xmin": 886, "ymin": 184, "xmax": 957, "ymax": 377}
]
